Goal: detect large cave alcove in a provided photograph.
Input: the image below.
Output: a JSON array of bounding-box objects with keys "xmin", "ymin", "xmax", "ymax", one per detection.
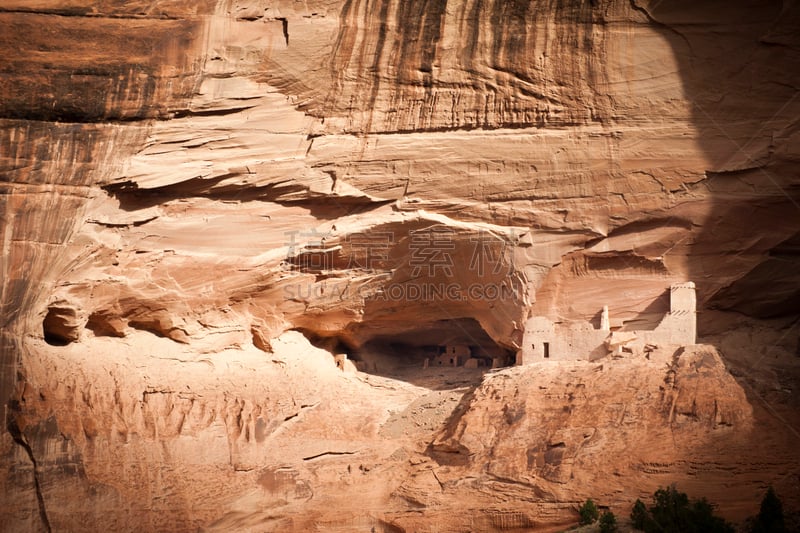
[
  {"xmin": 300, "ymin": 318, "xmax": 516, "ymax": 388},
  {"xmin": 357, "ymin": 319, "xmax": 518, "ymax": 386}
]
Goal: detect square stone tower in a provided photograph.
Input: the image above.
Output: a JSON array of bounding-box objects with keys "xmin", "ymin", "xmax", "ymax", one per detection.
[{"xmin": 666, "ymin": 282, "xmax": 697, "ymax": 345}]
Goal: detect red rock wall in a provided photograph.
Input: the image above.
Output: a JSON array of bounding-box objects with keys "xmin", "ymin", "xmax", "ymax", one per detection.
[{"xmin": 1, "ymin": 0, "xmax": 798, "ymax": 530}]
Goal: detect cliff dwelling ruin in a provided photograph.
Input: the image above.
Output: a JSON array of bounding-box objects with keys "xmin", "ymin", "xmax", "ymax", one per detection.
[
  {"xmin": 318, "ymin": 317, "xmax": 516, "ymax": 378},
  {"xmin": 312, "ymin": 283, "xmax": 696, "ymax": 375},
  {"xmin": 519, "ymin": 282, "xmax": 697, "ymax": 364}
]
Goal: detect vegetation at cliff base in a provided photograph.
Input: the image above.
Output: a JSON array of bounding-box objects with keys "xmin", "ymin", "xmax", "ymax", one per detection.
[
  {"xmin": 578, "ymin": 498, "xmax": 599, "ymax": 525},
  {"xmin": 748, "ymin": 487, "xmax": 786, "ymax": 533},
  {"xmin": 630, "ymin": 485, "xmax": 734, "ymax": 533},
  {"xmin": 598, "ymin": 510, "xmax": 618, "ymax": 533}
]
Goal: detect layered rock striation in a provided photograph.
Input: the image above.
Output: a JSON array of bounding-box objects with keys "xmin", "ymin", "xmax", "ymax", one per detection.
[{"xmin": 1, "ymin": 0, "xmax": 799, "ymax": 531}]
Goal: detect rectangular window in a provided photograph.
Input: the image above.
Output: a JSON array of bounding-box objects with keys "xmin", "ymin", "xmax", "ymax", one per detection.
[{"xmin": 544, "ymin": 342, "xmax": 550, "ymax": 358}]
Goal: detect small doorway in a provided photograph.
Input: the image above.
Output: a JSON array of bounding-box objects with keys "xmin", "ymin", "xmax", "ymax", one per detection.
[{"xmin": 543, "ymin": 342, "xmax": 550, "ymax": 358}]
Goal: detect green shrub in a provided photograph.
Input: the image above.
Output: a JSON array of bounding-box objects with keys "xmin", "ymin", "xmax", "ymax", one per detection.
[
  {"xmin": 750, "ymin": 487, "xmax": 786, "ymax": 533},
  {"xmin": 631, "ymin": 498, "xmax": 648, "ymax": 529},
  {"xmin": 578, "ymin": 498, "xmax": 599, "ymax": 525},
  {"xmin": 685, "ymin": 497, "xmax": 735, "ymax": 533},
  {"xmin": 599, "ymin": 510, "xmax": 618, "ymax": 533},
  {"xmin": 630, "ymin": 485, "xmax": 734, "ymax": 533},
  {"xmin": 649, "ymin": 485, "xmax": 690, "ymax": 531}
]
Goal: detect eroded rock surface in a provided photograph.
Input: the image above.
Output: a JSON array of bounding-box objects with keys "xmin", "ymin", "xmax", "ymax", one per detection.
[{"xmin": 1, "ymin": 0, "xmax": 799, "ymax": 531}]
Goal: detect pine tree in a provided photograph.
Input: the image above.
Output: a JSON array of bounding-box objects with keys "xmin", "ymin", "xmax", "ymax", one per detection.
[
  {"xmin": 631, "ymin": 498, "xmax": 648, "ymax": 530},
  {"xmin": 751, "ymin": 487, "xmax": 785, "ymax": 533},
  {"xmin": 578, "ymin": 499, "xmax": 599, "ymax": 525},
  {"xmin": 599, "ymin": 511, "xmax": 618, "ymax": 533}
]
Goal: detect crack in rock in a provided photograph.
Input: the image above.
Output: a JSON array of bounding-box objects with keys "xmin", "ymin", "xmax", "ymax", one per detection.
[{"xmin": 6, "ymin": 403, "xmax": 52, "ymax": 533}]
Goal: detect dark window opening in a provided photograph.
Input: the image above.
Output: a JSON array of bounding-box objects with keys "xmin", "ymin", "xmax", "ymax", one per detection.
[{"xmin": 544, "ymin": 342, "xmax": 550, "ymax": 358}]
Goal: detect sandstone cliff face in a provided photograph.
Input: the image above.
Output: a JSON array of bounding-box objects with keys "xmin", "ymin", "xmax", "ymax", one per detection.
[{"xmin": 1, "ymin": 0, "xmax": 799, "ymax": 531}]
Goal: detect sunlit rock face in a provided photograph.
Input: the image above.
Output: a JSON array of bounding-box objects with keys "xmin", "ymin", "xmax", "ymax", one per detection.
[{"xmin": 1, "ymin": 0, "xmax": 799, "ymax": 531}]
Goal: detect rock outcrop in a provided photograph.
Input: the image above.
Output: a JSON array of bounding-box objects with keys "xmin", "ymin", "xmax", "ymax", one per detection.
[{"xmin": 1, "ymin": 0, "xmax": 799, "ymax": 531}]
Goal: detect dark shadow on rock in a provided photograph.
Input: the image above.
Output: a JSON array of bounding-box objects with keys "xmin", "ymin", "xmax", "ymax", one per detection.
[{"xmin": 648, "ymin": 0, "xmax": 800, "ymax": 333}]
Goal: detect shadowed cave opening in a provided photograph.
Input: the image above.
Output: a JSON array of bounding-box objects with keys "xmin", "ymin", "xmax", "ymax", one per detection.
[
  {"xmin": 298, "ymin": 318, "xmax": 515, "ymax": 385},
  {"xmin": 42, "ymin": 305, "xmax": 80, "ymax": 346}
]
